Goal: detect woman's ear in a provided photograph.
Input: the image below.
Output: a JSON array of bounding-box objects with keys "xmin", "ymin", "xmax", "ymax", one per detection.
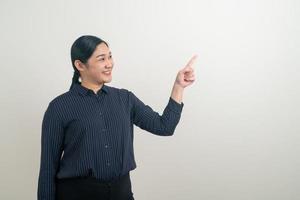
[{"xmin": 74, "ymin": 60, "xmax": 85, "ymax": 72}]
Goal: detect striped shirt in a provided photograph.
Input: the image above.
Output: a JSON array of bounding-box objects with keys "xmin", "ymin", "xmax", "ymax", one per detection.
[{"xmin": 37, "ymin": 82, "xmax": 184, "ymax": 200}]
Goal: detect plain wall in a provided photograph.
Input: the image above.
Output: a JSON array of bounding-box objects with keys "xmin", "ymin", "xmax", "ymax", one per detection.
[{"xmin": 0, "ymin": 0, "xmax": 299, "ymax": 199}]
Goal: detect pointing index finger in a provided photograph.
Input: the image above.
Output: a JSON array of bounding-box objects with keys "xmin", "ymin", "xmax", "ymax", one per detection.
[{"xmin": 185, "ymin": 54, "xmax": 198, "ymax": 69}]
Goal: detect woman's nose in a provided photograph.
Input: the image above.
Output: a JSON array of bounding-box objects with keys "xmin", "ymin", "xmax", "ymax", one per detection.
[
  {"xmin": 106, "ymin": 60, "xmax": 113, "ymax": 68},
  {"xmin": 105, "ymin": 63, "xmax": 112, "ymax": 69},
  {"xmin": 105, "ymin": 60, "xmax": 113, "ymax": 68}
]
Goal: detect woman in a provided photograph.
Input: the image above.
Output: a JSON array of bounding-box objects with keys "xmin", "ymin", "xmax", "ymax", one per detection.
[{"xmin": 37, "ymin": 35, "xmax": 196, "ymax": 200}]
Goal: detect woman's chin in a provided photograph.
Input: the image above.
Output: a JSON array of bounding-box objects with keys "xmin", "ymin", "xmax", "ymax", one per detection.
[{"xmin": 102, "ymin": 77, "xmax": 112, "ymax": 83}]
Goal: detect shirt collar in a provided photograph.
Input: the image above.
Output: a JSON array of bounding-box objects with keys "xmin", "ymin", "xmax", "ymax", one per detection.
[{"xmin": 71, "ymin": 83, "xmax": 109, "ymax": 96}]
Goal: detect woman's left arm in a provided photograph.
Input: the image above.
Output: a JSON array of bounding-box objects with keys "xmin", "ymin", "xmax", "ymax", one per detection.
[{"xmin": 130, "ymin": 55, "xmax": 197, "ymax": 136}]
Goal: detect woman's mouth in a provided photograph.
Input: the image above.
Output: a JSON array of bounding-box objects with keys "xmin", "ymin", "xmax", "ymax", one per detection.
[{"xmin": 103, "ymin": 71, "xmax": 111, "ymax": 75}]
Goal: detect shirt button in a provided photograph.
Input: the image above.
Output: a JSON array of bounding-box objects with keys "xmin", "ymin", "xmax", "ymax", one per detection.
[
  {"xmin": 105, "ymin": 144, "xmax": 109, "ymax": 148},
  {"xmin": 107, "ymin": 162, "xmax": 110, "ymax": 166},
  {"xmin": 99, "ymin": 112, "xmax": 102, "ymax": 115}
]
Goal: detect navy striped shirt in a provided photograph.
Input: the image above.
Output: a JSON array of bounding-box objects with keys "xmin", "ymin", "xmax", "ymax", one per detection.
[{"xmin": 37, "ymin": 82, "xmax": 184, "ymax": 200}]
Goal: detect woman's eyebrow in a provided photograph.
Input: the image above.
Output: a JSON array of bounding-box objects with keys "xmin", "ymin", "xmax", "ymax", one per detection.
[{"xmin": 96, "ymin": 52, "xmax": 112, "ymax": 58}]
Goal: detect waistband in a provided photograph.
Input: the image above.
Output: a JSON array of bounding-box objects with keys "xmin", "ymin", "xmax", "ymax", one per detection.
[{"xmin": 56, "ymin": 171, "xmax": 130, "ymax": 185}]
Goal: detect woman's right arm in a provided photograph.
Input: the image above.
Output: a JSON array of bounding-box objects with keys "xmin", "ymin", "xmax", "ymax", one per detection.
[{"xmin": 37, "ymin": 101, "xmax": 64, "ymax": 200}]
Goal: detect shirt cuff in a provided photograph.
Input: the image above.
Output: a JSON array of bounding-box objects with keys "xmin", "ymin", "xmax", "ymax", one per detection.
[{"xmin": 167, "ymin": 97, "xmax": 184, "ymax": 114}]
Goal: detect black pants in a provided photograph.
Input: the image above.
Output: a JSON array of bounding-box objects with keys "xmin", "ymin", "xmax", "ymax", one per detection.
[{"xmin": 56, "ymin": 172, "xmax": 134, "ymax": 200}]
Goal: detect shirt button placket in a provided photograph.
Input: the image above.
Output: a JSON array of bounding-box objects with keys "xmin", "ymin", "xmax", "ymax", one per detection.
[
  {"xmin": 96, "ymin": 95, "xmax": 111, "ymax": 168},
  {"xmin": 96, "ymin": 97, "xmax": 106, "ymax": 133},
  {"xmin": 105, "ymin": 143, "xmax": 111, "ymax": 167}
]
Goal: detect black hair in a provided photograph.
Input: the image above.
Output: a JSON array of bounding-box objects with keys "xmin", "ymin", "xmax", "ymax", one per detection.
[{"xmin": 70, "ymin": 35, "xmax": 108, "ymax": 90}]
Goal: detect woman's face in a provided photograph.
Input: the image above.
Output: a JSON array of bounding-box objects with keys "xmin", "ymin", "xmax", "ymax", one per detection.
[{"xmin": 78, "ymin": 42, "xmax": 114, "ymax": 85}]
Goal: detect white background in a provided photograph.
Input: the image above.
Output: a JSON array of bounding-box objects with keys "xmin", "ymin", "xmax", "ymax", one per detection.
[{"xmin": 0, "ymin": 0, "xmax": 299, "ymax": 199}]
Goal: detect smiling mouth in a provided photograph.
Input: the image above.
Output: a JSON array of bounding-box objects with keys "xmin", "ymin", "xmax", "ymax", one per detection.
[{"xmin": 103, "ymin": 71, "xmax": 111, "ymax": 75}]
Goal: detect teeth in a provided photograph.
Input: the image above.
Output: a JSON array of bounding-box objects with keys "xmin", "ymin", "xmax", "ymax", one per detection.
[{"xmin": 103, "ymin": 71, "xmax": 111, "ymax": 75}]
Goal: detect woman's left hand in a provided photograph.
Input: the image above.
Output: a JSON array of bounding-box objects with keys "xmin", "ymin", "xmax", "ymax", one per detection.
[{"xmin": 174, "ymin": 55, "xmax": 197, "ymax": 88}]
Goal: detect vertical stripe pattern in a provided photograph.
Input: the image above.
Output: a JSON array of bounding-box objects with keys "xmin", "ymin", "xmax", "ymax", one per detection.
[{"xmin": 37, "ymin": 83, "xmax": 184, "ymax": 200}]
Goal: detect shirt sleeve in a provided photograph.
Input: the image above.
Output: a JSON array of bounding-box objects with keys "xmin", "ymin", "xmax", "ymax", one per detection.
[
  {"xmin": 128, "ymin": 91, "xmax": 184, "ymax": 136},
  {"xmin": 37, "ymin": 101, "xmax": 64, "ymax": 200}
]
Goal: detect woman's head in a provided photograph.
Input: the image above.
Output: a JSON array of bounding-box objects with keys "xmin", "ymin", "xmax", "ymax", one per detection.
[{"xmin": 70, "ymin": 35, "xmax": 114, "ymax": 89}]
